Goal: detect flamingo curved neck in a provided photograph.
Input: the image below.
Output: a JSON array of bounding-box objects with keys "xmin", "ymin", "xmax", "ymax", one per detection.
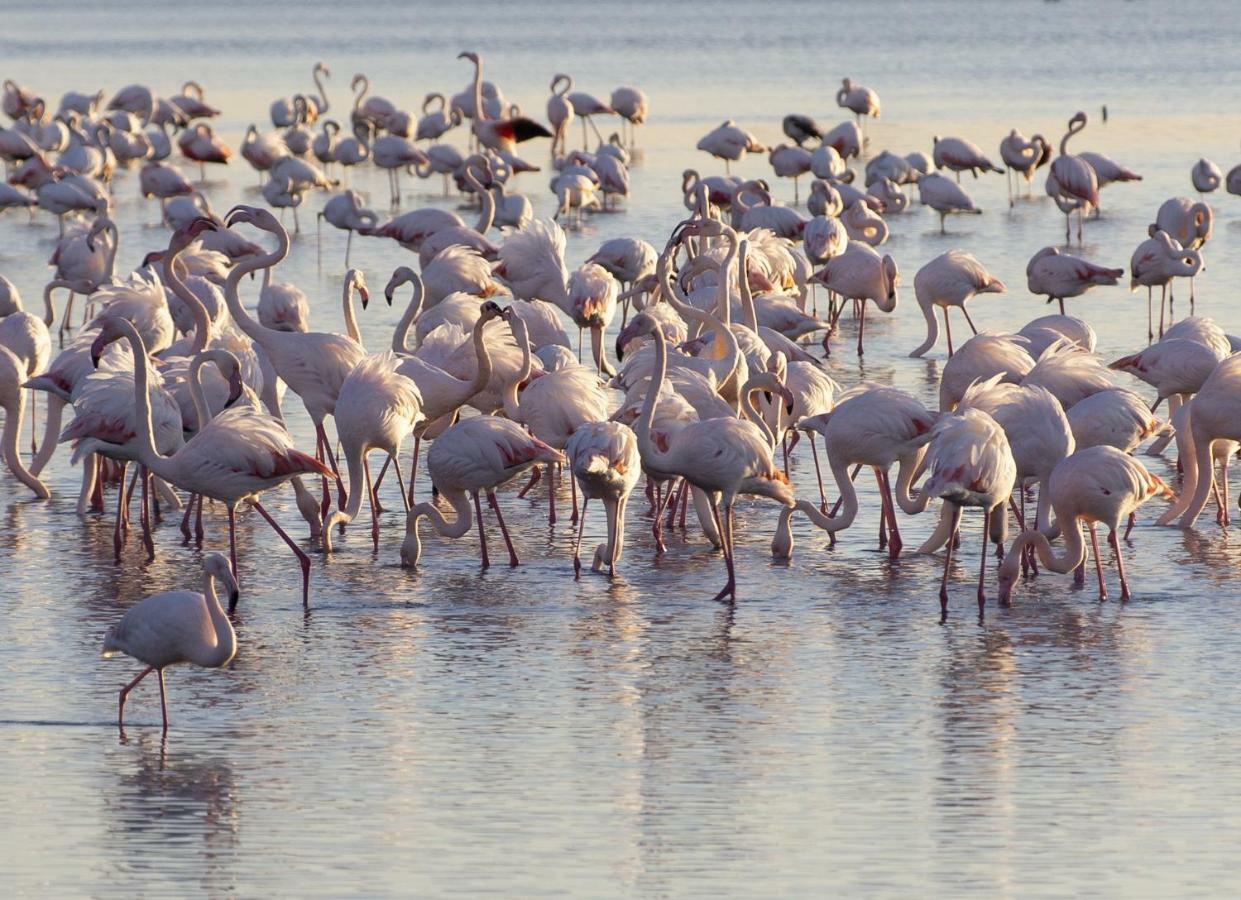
[
  {"xmin": 403, "ymin": 488, "xmax": 474, "ymax": 564},
  {"xmin": 2, "ymin": 387, "xmax": 48, "ymax": 498},
  {"xmin": 737, "ymin": 243, "xmax": 760, "ymax": 333},
  {"xmin": 910, "ymin": 295, "xmax": 940, "ymax": 358},
  {"xmin": 464, "ymin": 168, "xmax": 495, "ymax": 234},
  {"xmin": 223, "ymin": 224, "xmax": 288, "ymax": 344},
  {"xmin": 166, "ymin": 250, "xmax": 211, "ymax": 354},
  {"xmin": 312, "ymin": 67, "xmax": 329, "ymax": 113},
  {"xmin": 501, "ymin": 315, "xmax": 533, "ymax": 421},
  {"xmin": 391, "ymin": 276, "xmax": 423, "ymax": 354},
  {"xmin": 469, "ymin": 56, "xmax": 486, "ymax": 127},
  {"xmin": 342, "ymin": 277, "xmax": 361, "ymax": 344},
  {"xmin": 1003, "ymin": 522, "xmax": 1085, "ymax": 584},
  {"xmin": 657, "ymin": 248, "xmax": 741, "ymax": 400},
  {"xmin": 201, "ymin": 573, "xmax": 236, "ymax": 665},
  {"xmin": 114, "ymin": 320, "xmax": 174, "ymax": 482},
  {"xmin": 893, "ymin": 450, "xmax": 931, "ymax": 515},
  {"xmin": 739, "ymin": 382, "xmax": 777, "ymax": 448},
  {"xmin": 633, "ymin": 321, "xmax": 671, "ymax": 474},
  {"xmin": 324, "ymin": 439, "xmax": 370, "ymax": 547},
  {"xmin": 30, "ymin": 394, "xmax": 64, "ymax": 476}
]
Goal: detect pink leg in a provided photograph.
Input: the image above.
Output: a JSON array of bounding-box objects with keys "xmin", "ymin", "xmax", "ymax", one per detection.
[
  {"xmin": 875, "ymin": 469, "xmax": 888, "ymax": 550},
  {"xmin": 365, "ymin": 457, "xmax": 380, "ymax": 552},
  {"xmin": 392, "ymin": 455, "xmax": 411, "ymax": 513},
  {"xmin": 114, "ymin": 462, "xmax": 128, "ymax": 561},
  {"xmin": 940, "ymin": 505, "xmax": 962, "ymax": 623},
  {"xmin": 977, "ymin": 508, "xmax": 989, "ymax": 621},
  {"xmin": 569, "ymin": 471, "xmax": 578, "ymax": 525},
  {"xmin": 856, "ymin": 300, "xmax": 867, "ymax": 356},
  {"xmin": 516, "ymin": 465, "xmax": 541, "ymax": 499},
  {"xmin": 881, "ymin": 469, "xmax": 902, "ymax": 560},
  {"xmin": 251, "ymin": 500, "xmax": 312, "ymax": 609},
  {"xmin": 140, "ymin": 467, "xmax": 155, "ymax": 560},
  {"xmin": 1089, "ymin": 523, "xmax": 1107, "ymax": 601},
  {"xmin": 708, "ymin": 501, "xmax": 737, "ymax": 603},
  {"xmin": 157, "ymin": 668, "xmax": 169, "ymax": 732},
  {"xmin": 473, "ymin": 490, "xmax": 490, "ymax": 569},
  {"xmin": 573, "ymin": 496, "xmax": 588, "ymax": 576},
  {"xmin": 488, "ymin": 491, "xmax": 520, "ymax": 566},
  {"xmin": 1109, "ymin": 529, "xmax": 1131, "ymax": 601},
  {"xmin": 118, "ymin": 665, "xmax": 154, "ymax": 729},
  {"xmin": 228, "ymin": 504, "xmax": 239, "ymax": 590},
  {"xmin": 180, "ymin": 493, "xmax": 197, "ymax": 543},
  {"xmin": 370, "ymin": 454, "xmax": 391, "ymax": 515},
  {"xmin": 194, "ymin": 494, "xmax": 205, "ymax": 547},
  {"xmin": 809, "ymin": 435, "xmax": 828, "ymax": 513},
  {"xmin": 407, "ymin": 436, "xmax": 421, "ymax": 507},
  {"xmin": 548, "ymin": 464, "xmax": 557, "ymax": 525},
  {"xmin": 315, "ymin": 426, "xmax": 331, "ymax": 522}
]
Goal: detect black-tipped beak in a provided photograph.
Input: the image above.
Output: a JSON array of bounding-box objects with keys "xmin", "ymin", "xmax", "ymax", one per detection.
[{"xmin": 228, "ymin": 590, "xmax": 240, "ymax": 614}]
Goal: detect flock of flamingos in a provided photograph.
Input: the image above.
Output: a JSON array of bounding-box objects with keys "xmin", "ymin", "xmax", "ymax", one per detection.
[{"xmin": 0, "ymin": 54, "xmax": 1237, "ymax": 732}]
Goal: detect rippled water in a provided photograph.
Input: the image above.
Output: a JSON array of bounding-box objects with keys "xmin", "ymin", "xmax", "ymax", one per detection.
[{"xmin": 4, "ymin": 1, "xmax": 1241, "ymax": 895}]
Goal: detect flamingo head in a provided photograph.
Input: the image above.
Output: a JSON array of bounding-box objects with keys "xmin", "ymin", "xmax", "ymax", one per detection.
[
  {"xmin": 457, "ymin": 51, "xmax": 479, "ymax": 65},
  {"xmin": 383, "ymin": 266, "xmax": 418, "ymax": 304},
  {"xmin": 478, "ymin": 300, "xmax": 505, "ymax": 322},
  {"xmin": 202, "ymin": 552, "xmax": 240, "ymax": 611},
  {"xmin": 225, "ymin": 204, "xmax": 280, "ymax": 233},
  {"xmin": 169, "ymin": 216, "xmax": 217, "ymax": 253},
  {"xmin": 89, "ymin": 318, "xmax": 128, "ymax": 367},
  {"xmin": 346, "ymin": 268, "xmax": 370, "ymax": 308}
]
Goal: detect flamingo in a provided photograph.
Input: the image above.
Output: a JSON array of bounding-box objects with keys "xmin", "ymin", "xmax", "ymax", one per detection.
[
  {"xmin": 240, "ymin": 124, "xmax": 288, "ymax": 183},
  {"xmin": 220, "ymin": 206, "xmax": 366, "ymax": 512},
  {"xmin": 82, "ymin": 316, "xmax": 330, "ymax": 605},
  {"xmin": 1067, "ymin": 388, "xmax": 1162, "ymax": 453},
  {"xmin": 1129, "ymin": 228, "xmax": 1204, "ymax": 338},
  {"xmin": 458, "ymin": 52, "xmax": 552, "ymax": 161},
  {"xmin": 502, "ymin": 308, "xmax": 609, "ymax": 524},
  {"xmin": 921, "ymin": 407, "xmax": 1017, "ymax": 621},
  {"xmin": 821, "ymin": 121, "xmax": 863, "ymax": 160},
  {"xmin": 932, "ymin": 136, "xmax": 1003, "ymax": 180},
  {"xmin": 167, "ymin": 81, "xmax": 219, "ymax": 121},
  {"xmin": 809, "ymin": 240, "xmax": 899, "ymax": 356},
  {"xmin": 768, "ymin": 144, "xmax": 812, "ymax": 203},
  {"xmin": 317, "ymin": 190, "xmax": 379, "ymax": 268},
  {"xmin": 372, "ymin": 133, "xmax": 428, "ymax": 206},
  {"xmin": 837, "ymin": 79, "xmax": 880, "ymax": 127},
  {"xmin": 401, "ymin": 415, "xmax": 564, "ymax": 569},
  {"xmin": 627, "ymin": 309, "xmax": 795, "ymax": 602},
  {"xmin": 1016, "ymin": 314, "xmax": 1097, "ymax": 357},
  {"xmin": 1191, "ymin": 158, "xmax": 1222, "ymax": 195},
  {"xmin": 999, "ymin": 129, "xmax": 1051, "ymax": 204},
  {"xmin": 917, "ymin": 172, "xmax": 981, "ymax": 233},
  {"xmin": 999, "ymin": 447, "xmax": 1171, "ymax": 603},
  {"xmin": 565, "ymin": 421, "xmax": 640, "ymax": 576},
  {"xmin": 938, "ymin": 333, "xmax": 1035, "ymax": 413},
  {"xmin": 1026, "ymin": 246, "xmax": 1123, "ymax": 315},
  {"xmin": 1109, "ymin": 338, "xmax": 1224, "ymax": 411},
  {"xmin": 0, "ymin": 344, "xmax": 49, "ymax": 498},
  {"xmin": 1079, "ymin": 150, "xmax": 1142, "ymax": 210},
  {"xmin": 1046, "ymin": 111, "xmax": 1098, "ymax": 243},
  {"xmin": 794, "ymin": 386, "xmax": 937, "ymax": 560},
  {"xmin": 416, "ymin": 93, "xmax": 462, "ymax": 142},
  {"xmin": 909, "ymin": 250, "xmax": 1006, "ymax": 358},
  {"xmin": 547, "ymin": 74, "xmax": 575, "ymax": 158},
  {"xmin": 322, "ymin": 352, "xmax": 424, "ymax": 552},
  {"xmin": 102, "ymin": 553, "xmax": 238, "ymax": 732},
  {"xmin": 138, "ymin": 162, "xmax": 194, "ymax": 223},
  {"xmin": 610, "ymin": 86, "xmax": 648, "ymax": 147},
  {"xmin": 566, "ymin": 262, "xmax": 619, "ymax": 375},
  {"xmin": 782, "ymin": 114, "xmax": 821, "ymax": 148},
  {"xmin": 178, "ymin": 123, "xmax": 232, "ymax": 182},
  {"xmin": 696, "ymin": 120, "xmax": 765, "ymax": 173},
  {"xmin": 1154, "ymin": 197, "xmax": 1212, "ymax": 250},
  {"xmin": 271, "ymin": 62, "xmax": 330, "ymax": 126}
]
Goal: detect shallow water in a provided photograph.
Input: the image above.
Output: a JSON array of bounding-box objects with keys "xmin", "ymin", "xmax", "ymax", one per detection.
[{"xmin": 4, "ymin": 1, "xmax": 1241, "ymax": 895}]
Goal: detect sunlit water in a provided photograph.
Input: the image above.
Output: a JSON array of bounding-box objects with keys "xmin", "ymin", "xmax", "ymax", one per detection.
[{"xmin": 3, "ymin": 1, "xmax": 1241, "ymax": 895}]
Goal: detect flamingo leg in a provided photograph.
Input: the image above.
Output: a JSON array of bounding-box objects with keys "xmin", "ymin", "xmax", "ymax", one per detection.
[
  {"xmin": 942, "ymin": 306, "xmax": 954, "ymax": 357},
  {"xmin": 140, "ymin": 466, "xmax": 155, "ymax": 560},
  {"xmin": 487, "ymin": 490, "xmax": 520, "ymax": 567},
  {"xmin": 118, "ymin": 665, "xmax": 154, "ymax": 729},
  {"xmin": 370, "ymin": 454, "xmax": 391, "ymax": 513},
  {"xmin": 940, "ymin": 504, "xmax": 962, "ymax": 623},
  {"xmin": 961, "ymin": 305, "xmax": 979, "ymax": 336},
  {"xmin": 516, "ymin": 465, "xmax": 541, "ymax": 499},
  {"xmin": 364, "ymin": 456, "xmax": 380, "ymax": 552},
  {"xmin": 315, "ymin": 426, "xmax": 331, "ymax": 522},
  {"xmin": 156, "ymin": 668, "xmax": 169, "ymax": 732},
  {"xmin": 1159, "ymin": 285, "xmax": 1167, "ymax": 338},
  {"xmin": 391, "ymin": 455, "xmax": 410, "ymax": 514},
  {"xmin": 1147, "ymin": 286, "xmax": 1154, "ymax": 343},
  {"xmin": 977, "ymin": 507, "xmax": 991, "ymax": 621},
  {"xmin": 114, "ymin": 461, "xmax": 129, "ymax": 561},
  {"xmin": 227, "ymin": 504, "xmax": 239, "ymax": 589},
  {"xmin": 856, "ymin": 299, "xmax": 867, "ymax": 356},
  {"xmin": 180, "ymin": 493, "xmax": 196, "ymax": 543},
  {"xmin": 548, "ymin": 464, "xmax": 557, "ymax": 525},
  {"xmin": 881, "ymin": 469, "xmax": 902, "ymax": 560},
  {"xmin": 407, "ymin": 435, "xmax": 421, "ymax": 508},
  {"xmin": 570, "ymin": 472, "xmax": 578, "ymax": 525},
  {"xmin": 1125, "ymin": 510, "xmax": 1135, "ymax": 541},
  {"xmin": 874, "ymin": 468, "xmax": 888, "ymax": 550},
  {"xmin": 708, "ymin": 501, "xmax": 737, "ymax": 604},
  {"xmin": 1088, "ymin": 523, "xmax": 1108, "ymax": 601},
  {"xmin": 573, "ymin": 496, "xmax": 588, "ymax": 576},
  {"xmin": 473, "ymin": 490, "xmax": 489, "ymax": 569},
  {"xmin": 251, "ymin": 500, "xmax": 312, "ymax": 609},
  {"xmin": 1109, "ymin": 529, "xmax": 1131, "ymax": 601},
  {"xmin": 809, "ymin": 435, "xmax": 828, "ymax": 513}
]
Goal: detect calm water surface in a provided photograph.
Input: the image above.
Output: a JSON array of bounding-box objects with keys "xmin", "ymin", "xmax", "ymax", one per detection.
[{"xmin": 3, "ymin": 2, "xmax": 1241, "ymax": 895}]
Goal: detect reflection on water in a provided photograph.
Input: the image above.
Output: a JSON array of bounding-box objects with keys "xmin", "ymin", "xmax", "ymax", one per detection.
[{"xmin": 4, "ymin": 0, "xmax": 1241, "ymax": 894}]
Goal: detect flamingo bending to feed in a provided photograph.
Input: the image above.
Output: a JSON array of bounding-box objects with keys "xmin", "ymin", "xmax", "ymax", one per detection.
[
  {"xmin": 323, "ymin": 352, "xmax": 424, "ymax": 552},
  {"xmin": 565, "ymin": 420, "xmax": 641, "ymax": 576},
  {"xmin": 809, "ymin": 240, "xmax": 899, "ymax": 356},
  {"xmin": 910, "ymin": 250, "xmax": 1005, "ymax": 358},
  {"xmin": 921, "ymin": 407, "xmax": 1017, "ymax": 622},
  {"xmin": 102, "ymin": 553, "xmax": 238, "ymax": 732},
  {"xmin": 1129, "ymin": 228, "xmax": 1204, "ymax": 339},
  {"xmin": 401, "ymin": 415, "xmax": 564, "ymax": 569},
  {"xmin": 628, "ymin": 310, "xmax": 795, "ymax": 602},
  {"xmin": 999, "ymin": 447, "xmax": 1171, "ymax": 603}
]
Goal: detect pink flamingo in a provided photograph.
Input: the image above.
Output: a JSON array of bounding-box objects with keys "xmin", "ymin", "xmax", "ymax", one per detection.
[{"xmin": 910, "ymin": 250, "xmax": 1006, "ymax": 358}]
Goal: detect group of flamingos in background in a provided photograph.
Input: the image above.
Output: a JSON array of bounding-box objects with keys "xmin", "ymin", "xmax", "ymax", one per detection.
[{"xmin": 0, "ymin": 51, "xmax": 1238, "ymax": 732}]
